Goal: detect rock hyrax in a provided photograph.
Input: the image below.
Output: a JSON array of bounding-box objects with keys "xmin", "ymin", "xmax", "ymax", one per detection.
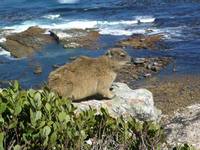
[{"xmin": 48, "ymin": 48, "xmax": 131, "ymax": 101}]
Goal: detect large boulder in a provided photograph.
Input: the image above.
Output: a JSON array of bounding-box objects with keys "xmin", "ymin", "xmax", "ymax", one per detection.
[
  {"xmin": 117, "ymin": 34, "xmax": 165, "ymax": 50},
  {"xmin": 50, "ymin": 29, "xmax": 100, "ymax": 49},
  {"xmin": 74, "ymin": 82, "xmax": 161, "ymax": 121},
  {"xmin": 163, "ymin": 104, "xmax": 200, "ymax": 149},
  {"xmin": 0, "ymin": 26, "xmax": 54, "ymax": 58}
]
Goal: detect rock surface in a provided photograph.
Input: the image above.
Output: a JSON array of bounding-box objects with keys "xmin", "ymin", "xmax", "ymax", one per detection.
[
  {"xmin": 117, "ymin": 34, "xmax": 165, "ymax": 50},
  {"xmin": 116, "ymin": 57, "xmax": 172, "ymax": 85},
  {"xmin": 50, "ymin": 29, "xmax": 100, "ymax": 49},
  {"xmin": 0, "ymin": 26, "xmax": 54, "ymax": 58},
  {"xmin": 142, "ymin": 75, "xmax": 200, "ymax": 115},
  {"xmin": 163, "ymin": 104, "xmax": 200, "ymax": 149},
  {"xmin": 74, "ymin": 82, "xmax": 161, "ymax": 121}
]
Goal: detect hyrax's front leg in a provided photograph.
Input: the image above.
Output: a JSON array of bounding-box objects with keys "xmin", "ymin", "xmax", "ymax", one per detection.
[
  {"xmin": 100, "ymin": 89, "xmax": 115, "ymax": 99},
  {"xmin": 97, "ymin": 73, "xmax": 116, "ymax": 99}
]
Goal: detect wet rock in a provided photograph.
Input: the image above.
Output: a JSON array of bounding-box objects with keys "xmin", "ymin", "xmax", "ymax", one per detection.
[
  {"xmin": 52, "ymin": 64, "xmax": 61, "ymax": 69},
  {"xmin": 74, "ymin": 82, "xmax": 161, "ymax": 121},
  {"xmin": 0, "ymin": 26, "xmax": 54, "ymax": 58},
  {"xmin": 133, "ymin": 57, "xmax": 146, "ymax": 64},
  {"xmin": 69, "ymin": 56, "xmax": 77, "ymax": 61},
  {"xmin": 50, "ymin": 28, "xmax": 100, "ymax": 49},
  {"xmin": 144, "ymin": 73, "xmax": 152, "ymax": 78},
  {"xmin": 116, "ymin": 57, "xmax": 172, "ymax": 85},
  {"xmin": 163, "ymin": 104, "xmax": 200, "ymax": 149},
  {"xmin": 117, "ymin": 34, "xmax": 165, "ymax": 50},
  {"xmin": 151, "ymin": 66, "xmax": 160, "ymax": 72},
  {"xmin": 34, "ymin": 65, "xmax": 42, "ymax": 74}
]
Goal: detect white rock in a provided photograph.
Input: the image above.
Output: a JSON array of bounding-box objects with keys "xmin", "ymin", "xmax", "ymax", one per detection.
[
  {"xmin": 164, "ymin": 104, "xmax": 200, "ymax": 149},
  {"xmin": 73, "ymin": 82, "xmax": 161, "ymax": 121}
]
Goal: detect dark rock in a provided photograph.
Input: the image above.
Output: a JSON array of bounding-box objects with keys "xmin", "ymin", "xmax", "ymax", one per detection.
[
  {"xmin": 52, "ymin": 64, "xmax": 61, "ymax": 69},
  {"xmin": 34, "ymin": 65, "xmax": 42, "ymax": 74},
  {"xmin": 69, "ymin": 56, "xmax": 77, "ymax": 61},
  {"xmin": 50, "ymin": 29, "xmax": 100, "ymax": 50},
  {"xmin": 0, "ymin": 26, "xmax": 54, "ymax": 58},
  {"xmin": 151, "ymin": 66, "xmax": 160, "ymax": 72},
  {"xmin": 144, "ymin": 73, "xmax": 152, "ymax": 78},
  {"xmin": 116, "ymin": 57, "xmax": 173, "ymax": 85},
  {"xmin": 52, "ymin": 64, "xmax": 65, "ymax": 69},
  {"xmin": 117, "ymin": 34, "xmax": 165, "ymax": 50}
]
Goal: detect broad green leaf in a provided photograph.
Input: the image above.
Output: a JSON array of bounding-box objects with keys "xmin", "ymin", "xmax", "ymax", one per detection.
[
  {"xmin": 30, "ymin": 109, "xmax": 36, "ymax": 127},
  {"xmin": 8, "ymin": 120, "xmax": 17, "ymax": 129},
  {"xmin": 35, "ymin": 111, "xmax": 42, "ymax": 121},
  {"xmin": 13, "ymin": 80, "xmax": 20, "ymax": 90},
  {"xmin": 0, "ymin": 132, "xmax": 4, "ymax": 150},
  {"xmin": 14, "ymin": 104, "xmax": 22, "ymax": 115},
  {"xmin": 38, "ymin": 121, "xmax": 46, "ymax": 128},
  {"xmin": 35, "ymin": 92, "xmax": 41, "ymax": 107},
  {"xmin": 45, "ymin": 103, "xmax": 51, "ymax": 112},
  {"xmin": 0, "ymin": 103, "xmax": 6, "ymax": 113},
  {"xmin": 50, "ymin": 132, "xmax": 57, "ymax": 144},
  {"xmin": 0, "ymin": 116, "xmax": 4, "ymax": 124},
  {"xmin": 42, "ymin": 126, "xmax": 51, "ymax": 137},
  {"xmin": 28, "ymin": 89, "xmax": 36, "ymax": 98},
  {"xmin": 58, "ymin": 112, "xmax": 66, "ymax": 122},
  {"xmin": 14, "ymin": 145, "xmax": 21, "ymax": 150},
  {"xmin": 58, "ymin": 112, "xmax": 70, "ymax": 123},
  {"xmin": 43, "ymin": 136, "xmax": 49, "ymax": 147},
  {"xmin": 80, "ymin": 130, "xmax": 86, "ymax": 139}
]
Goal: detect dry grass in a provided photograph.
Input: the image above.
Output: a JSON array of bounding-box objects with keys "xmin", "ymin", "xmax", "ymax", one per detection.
[{"xmin": 134, "ymin": 75, "xmax": 200, "ymax": 115}]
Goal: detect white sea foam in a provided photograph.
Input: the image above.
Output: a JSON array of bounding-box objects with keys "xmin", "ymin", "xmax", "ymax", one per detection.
[
  {"xmin": 0, "ymin": 37, "xmax": 6, "ymax": 43},
  {"xmin": 3, "ymin": 21, "xmax": 38, "ymax": 33},
  {"xmin": 100, "ymin": 28, "xmax": 146, "ymax": 36},
  {"xmin": 43, "ymin": 14, "xmax": 61, "ymax": 20},
  {"xmin": 2, "ymin": 17, "xmax": 154, "ymax": 32},
  {"xmin": 100, "ymin": 20, "xmax": 138, "ymax": 25},
  {"xmin": 135, "ymin": 16, "xmax": 155, "ymax": 23},
  {"xmin": 57, "ymin": 0, "xmax": 79, "ymax": 4},
  {"xmin": 0, "ymin": 48, "xmax": 10, "ymax": 57},
  {"xmin": 2, "ymin": 16, "xmax": 183, "ymax": 38}
]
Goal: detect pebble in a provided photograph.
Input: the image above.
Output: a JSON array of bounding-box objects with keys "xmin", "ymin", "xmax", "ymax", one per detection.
[
  {"xmin": 144, "ymin": 73, "xmax": 152, "ymax": 78},
  {"xmin": 133, "ymin": 58, "xmax": 146, "ymax": 64},
  {"xmin": 34, "ymin": 65, "xmax": 42, "ymax": 74},
  {"xmin": 69, "ymin": 56, "xmax": 77, "ymax": 61},
  {"xmin": 151, "ymin": 66, "xmax": 160, "ymax": 72}
]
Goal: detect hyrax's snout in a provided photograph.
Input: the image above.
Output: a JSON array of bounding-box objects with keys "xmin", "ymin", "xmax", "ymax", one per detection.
[{"xmin": 105, "ymin": 48, "xmax": 131, "ymax": 65}]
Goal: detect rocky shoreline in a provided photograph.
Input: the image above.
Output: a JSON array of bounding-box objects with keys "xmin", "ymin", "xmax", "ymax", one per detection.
[{"xmin": 0, "ymin": 26, "xmax": 200, "ymax": 149}]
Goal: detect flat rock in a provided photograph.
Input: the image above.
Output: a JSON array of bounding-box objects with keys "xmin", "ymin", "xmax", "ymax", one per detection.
[
  {"xmin": 163, "ymin": 104, "xmax": 200, "ymax": 149},
  {"xmin": 117, "ymin": 34, "xmax": 166, "ymax": 50},
  {"xmin": 0, "ymin": 26, "xmax": 54, "ymax": 58},
  {"xmin": 50, "ymin": 28, "xmax": 100, "ymax": 49},
  {"xmin": 116, "ymin": 57, "xmax": 172, "ymax": 85},
  {"xmin": 74, "ymin": 82, "xmax": 161, "ymax": 121}
]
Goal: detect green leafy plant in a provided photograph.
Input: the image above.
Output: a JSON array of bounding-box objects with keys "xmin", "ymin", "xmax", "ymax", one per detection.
[
  {"xmin": 173, "ymin": 144, "xmax": 196, "ymax": 150},
  {"xmin": 0, "ymin": 81, "xmax": 165, "ymax": 150}
]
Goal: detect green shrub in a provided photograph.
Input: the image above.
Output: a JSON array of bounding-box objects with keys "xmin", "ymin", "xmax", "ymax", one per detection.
[
  {"xmin": 173, "ymin": 144, "xmax": 196, "ymax": 150},
  {"xmin": 0, "ymin": 81, "xmax": 165, "ymax": 150}
]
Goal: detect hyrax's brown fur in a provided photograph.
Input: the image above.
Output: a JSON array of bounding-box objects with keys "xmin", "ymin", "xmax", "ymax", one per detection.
[{"xmin": 48, "ymin": 48, "xmax": 131, "ymax": 101}]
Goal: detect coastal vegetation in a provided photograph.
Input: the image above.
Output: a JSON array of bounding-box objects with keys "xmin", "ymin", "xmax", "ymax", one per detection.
[{"xmin": 0, "ymin": 81, "xmax": 195, "ymax": 149}]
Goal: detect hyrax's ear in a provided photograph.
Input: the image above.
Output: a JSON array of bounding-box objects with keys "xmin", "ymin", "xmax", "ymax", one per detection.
[{"xmin": 106, "ymin": 50, "xmax": 112, "ymax": 58}]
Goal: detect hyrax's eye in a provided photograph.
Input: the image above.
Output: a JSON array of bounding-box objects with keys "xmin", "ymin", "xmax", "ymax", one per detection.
[
  {"xmin": 120, "ymin": 53, "xmax": 126, "ymax": 57},
  {"xmin": 106, "ymin": 50, "xmax": 113, "ymax": 58}
]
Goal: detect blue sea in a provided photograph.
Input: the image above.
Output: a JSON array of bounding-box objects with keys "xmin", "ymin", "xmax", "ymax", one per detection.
[{"xmin": 0, "ymin": 0, "xmax": 200, "ymax": 88}]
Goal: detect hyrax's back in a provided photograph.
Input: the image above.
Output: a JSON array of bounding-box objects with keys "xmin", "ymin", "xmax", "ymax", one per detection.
[{"xmin": 48, "ymin": 56, "xmax": 108, "ymax": 100}]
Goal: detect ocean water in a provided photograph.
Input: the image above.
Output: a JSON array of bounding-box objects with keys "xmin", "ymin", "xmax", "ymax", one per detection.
[{"xmin": 0, "ymin": 0, "xmax": 200, "ymax": 88}]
